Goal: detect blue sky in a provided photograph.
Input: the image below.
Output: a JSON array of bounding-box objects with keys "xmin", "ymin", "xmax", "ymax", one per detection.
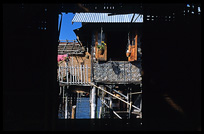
[{"xmin": 58, "ymin": 13, "xmax": 82, "ymax": 40}]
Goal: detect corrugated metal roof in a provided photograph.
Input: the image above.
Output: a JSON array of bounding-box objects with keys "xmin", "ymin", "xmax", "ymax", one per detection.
[{"xmin": 72, "ymin": 13, "xmax": 143, "ymax": 23}]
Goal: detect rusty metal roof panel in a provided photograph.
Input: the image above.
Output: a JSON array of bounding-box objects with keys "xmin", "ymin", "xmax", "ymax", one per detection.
[{"xmin": 72, "ymin": 13, "xmax": 143, "ymax": 23}]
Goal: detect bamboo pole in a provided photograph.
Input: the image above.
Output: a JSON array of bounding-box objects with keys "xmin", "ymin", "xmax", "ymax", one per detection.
[
  {"xmin": 62, "ymin": 67, "xmax": 64, "ymax": 82},
  {"xmin": 89, "ymin": 82, "xmax": 140, "ymax": 111},
  {"xmin": 129, "ymin": 92, "xmax": 142, "ymax": 95},
  {"xmin": 99, "ymin": 106, "xmax": 102, "ymax": 119},
  {"xmin": 128, "ymin": 102, "xmax": 132, "ymax": 119},
  {"xmin": 109, "ymin": 88, "xmax": 113, "ymax": 118},
  {"xmin": 58, "ymin": 66, "xmax": 61, "ymax": 82},
  {"xmin": 113, "ymin": 89, "xmax": 128, "ymax": 100},
  {"xmin": 66, "ymin": 64, "xmax": 68, "ymax": 84},
  {"xmin": 74, "ymin": 65, "xmax": 76, "ymax": 84},
  {"xmin": 90, "ymin": 86, "xmax": 96, "ymax": 119},
  {"xmin": 69, "ymin": 66, "xmax": 71, "ymax": 84},
  {"xmin": 80, "ymin": 65, "xmax": 82, "ymax": 84},
  {"xmin": 72, "ymin": 57, "xmax": 73, "ymax": 84},
  {"xmin": 65, "ymin": 95, "xmax": 68, "ymax": 119},
  {"xmin": 86, "ymin": 65, "xmax": 88, "ymax": 83},
  {"xmin": 127, "ymin": 92, "xmax": 129, "ymax": 112},
  {"xmin": 83, "ymin": 65, "xmax": 86, "ymax": 84},
  {"xmin": 76, "ymin": 66, "xmax": 78, "ymax": 84},
  {"xmin": 99, "ymin": 97, "xmax": 122, "ymax": 119}
]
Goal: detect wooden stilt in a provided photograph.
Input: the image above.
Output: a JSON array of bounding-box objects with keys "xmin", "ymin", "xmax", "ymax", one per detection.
[
  {"xmin": 90, "ymin": 86, "xmax": 96, "ymax": 119},
  {"xmin": 71, "ymin": 105, "xmax": 76, "ymax": 119},
  {"xmin": 65, "ymin": 95, "xmax": 68, "ymax": 119},
  {"xmin": 128, "ymin": 101, "xmax": 132, "ymax": 119},
  {"xmin": 109, "ymin": 88, "xmax": 113, "ymax": 118},
  {"xmin": 99, "ymin": 106, "xmax": 102, "ymax": 119}
]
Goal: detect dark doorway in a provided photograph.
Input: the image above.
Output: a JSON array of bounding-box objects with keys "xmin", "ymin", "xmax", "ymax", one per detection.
[{"xmin": 107, "ymin": 31, "xmax": 128, "ymax": 61}]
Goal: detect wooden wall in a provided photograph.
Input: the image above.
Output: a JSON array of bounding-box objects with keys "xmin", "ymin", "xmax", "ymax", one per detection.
[{"xmin": 58, "ymin": 52, "xmax": 92, "ymax": 82}]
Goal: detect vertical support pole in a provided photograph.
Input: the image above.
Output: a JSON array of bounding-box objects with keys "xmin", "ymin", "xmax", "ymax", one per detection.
[
  {"xmin": 127, "ymin": 87, "xmax": 129, "ymax": 112},
  {"xmin": 127, "ymin": 93, "xmax": 129, "ymax": 112},
  {"xmin": 72, "ymin": 65, "xmax": 74, "ymax": 84},
  {"xmin": 71, "ymin": 105, "xmax": 76, "ymax": 119},
  {"xmin": 72, "ymin": 57, "xmax": 73, "ymax": 84},
  {"xmin": 139, "ymin": 99, "xmax": 142, "ymax": 118},
  {"xmin": 128, "ymin": 102, "xmax": 132, "ymax": 119},
  {"xmin": 62, "ymin": 86, "xmax": 65, "ymax": 118},
  {"xmin": 83, "ymin": 65, "xmax": 86, "ymax": 84},
  {"xmin": 71, "ymin": 66, "xmax": 73, "ymax": 84},
  {"xmin": 58, "ymin": 66, "xmax": 61, "ymax": 82},
  {"xmin": 129, "ymin": 87, "xmax": 132, "ymax": 119},
  {"xmin": 99, "ymin": 107, "xmax": 102, "ymax": 119},
  {"xmin": 102, "ymin": 86, "xmax": 105, "ymax": 118},
  {"xmin": 74, "ymin": 65, "xmax": 76, "ymax": 84},
  {"xmin": 86, "ymin": 64, "xmax": 88, "ymax": 83},
  {"xmin": 62, "ymin": 86, "xmax": 65, "ymax": 105},
  {"xmin": 129, "ymin": 63, "xmax": 131, "ymax": 81},
  {"xmin": 69, "ymin": 66, "xmax": 71, "ymax": 84},
  {"xmin": 80, "ymin": 65, "xmax": 83, "ymax": 84},
  {"xmin": 77, "ymin": 66, "xmax": 79, "ymax": 84},
  {"xmin": 66, "ymin": 62, "xmax": 68, "ymax": 84},
  {"xmin": 59, "ymin": 86, "xmax": 62, "ymax": 96},
  {"xmin": 90, "ymin": 86, "xmax": 96, "ymax": 119},
  {"xmin": 65, "ymin": 92, "xmax": 68, "ymax": 119},
  {"xmin": 62, "ymin": 67, "xmax": 64, "ymax": 82},
  {"xmin": 109, "ymin": 87, "xmax": 113, "ymax": 118},
  {"xmin": 124, "ymin": 61, "xmax": 125, "ymax": 82}
]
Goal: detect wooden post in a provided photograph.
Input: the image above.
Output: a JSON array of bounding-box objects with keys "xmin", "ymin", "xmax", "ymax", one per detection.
[
  {"xmin": 75, "ymin": 65, "xmax": 77, "ymax": 84},
  {"xmin": 69, "ymin": 66, "xmax": 71, "ymax": 84},
  {"xmin": 109, "ymin": 88, "xmax": 113, "ymax": 118},
  {"xmin": 71, "ymin": 105, "xmax": 76, "ymax": 119},
  {"xmin": 62, "ymin": 67, "xmax": 64, "ymax": 82},
  {"xmin": 66, "ymin": 62, "xmax": 68, "ymax": 84},
  {"xmin": 59, "ymin": 86, "xmax": 62, "ymax": 96},
  {"xmin": 80, "ymin": 65, "xmax": 82, "ymax": 84},
  {"xmin": 86, "ymin": 64, "xmax": 88, "ymax": 84},
  {"xmin": 58, "ymin": 66, "xmax": 61, "ymax": 82},
  {"xmin": 77, "ymin": 66, "xmax": 79, "ymax": 84},
  {"xmin": 65, "ymin": 95, "xmax": 68, "ymax": 119},
  {"xmin": 99, "ymin": 106, "xmax": 102, "ymax": 119},
  {"xmin": 83, "ymin": 65, "xmax": 86, "ymax": 84},
  {"xmin": 72, "ymin": 57, "xmax": 73, "ymax": 84},
  {"xmin": 101, "ymin": 86, "xmax": 105, "ymax": 118},
  {"xmin": 62, "ymin": 86, "xmax": 65, "ymax": 119},
  {"xmin": 128, "ymin": 101, "xmax": 132, "ymax": 119},
  {"xmin": 127, "ymin": 93, "xmax": 129, "ymax": 112},
  {"xmin": 90, "ymin": 86, "xmax": 96, "ymax": 119}
]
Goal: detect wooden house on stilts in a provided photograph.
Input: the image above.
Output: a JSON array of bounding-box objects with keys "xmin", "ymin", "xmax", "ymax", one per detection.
[{"xmin": 58, "ymin": 12, "xmax": 143, "ymax": 119}]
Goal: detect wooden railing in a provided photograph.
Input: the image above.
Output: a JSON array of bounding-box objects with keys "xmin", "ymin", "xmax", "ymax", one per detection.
[{"xmin": 58, "ymin": 64, "xmax": 90, "ymax": 85}]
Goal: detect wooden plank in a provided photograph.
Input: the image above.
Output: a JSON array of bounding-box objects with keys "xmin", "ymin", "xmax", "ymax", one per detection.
[{"xmin": 134, "ymin": 34, "xmax": 138, "ymax": 61}]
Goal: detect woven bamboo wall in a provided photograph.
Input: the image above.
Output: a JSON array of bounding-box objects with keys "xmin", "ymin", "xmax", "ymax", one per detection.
[{"xmin": 93, "ymin": 61, "xmax": 142, "ymax": 83}]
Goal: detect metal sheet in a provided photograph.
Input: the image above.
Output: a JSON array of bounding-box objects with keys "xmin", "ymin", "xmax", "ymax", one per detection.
[{"xmin": 72, "ymin": 13, "xmax": 143, "ymax": 23}]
